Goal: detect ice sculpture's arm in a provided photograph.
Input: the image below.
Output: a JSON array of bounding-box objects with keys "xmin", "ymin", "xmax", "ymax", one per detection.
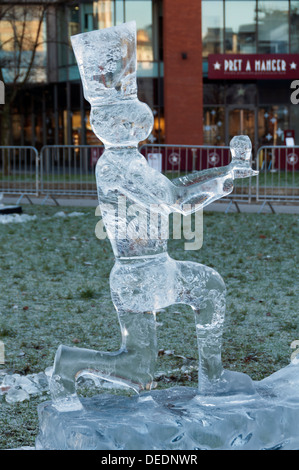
[
  {"xmin": 99, "ymin": 156, "xmax": 249, "ymax": 215},
  {"xmin": 171, "ymin": 164, "xmax": 235, "ymax": 212},
  {"xmin": 170, "ymin": 159, "xmax": 258, "ymax": 212}
]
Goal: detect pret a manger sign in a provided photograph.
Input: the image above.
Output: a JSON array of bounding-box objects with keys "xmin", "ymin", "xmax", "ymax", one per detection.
[{"xmin": 208, "ymin": 54, "xmax": 299, "ymax": 79}]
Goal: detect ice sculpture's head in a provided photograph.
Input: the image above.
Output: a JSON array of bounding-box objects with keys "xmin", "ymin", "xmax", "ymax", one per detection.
[
  {"xmin": 230, "ymin": 135, "xmax": 252, "ymax": 162},
  {"xmin": 71, "ymin": 21, "xmax": 154, "ymax": 147}
]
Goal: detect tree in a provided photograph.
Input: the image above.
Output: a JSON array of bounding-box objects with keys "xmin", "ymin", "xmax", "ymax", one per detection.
[{"xmin": 0, "ymin": 1, "xmax": 52, "ymax": 172}]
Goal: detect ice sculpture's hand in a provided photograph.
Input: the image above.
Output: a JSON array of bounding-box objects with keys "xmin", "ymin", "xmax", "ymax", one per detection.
[
  {"xmin": 229, "ymin": 161, "xmax": 259, "ymax": 179},
  {"xmin": 229, "ymin": 135, "xmax": 258, "ymax": 179}
]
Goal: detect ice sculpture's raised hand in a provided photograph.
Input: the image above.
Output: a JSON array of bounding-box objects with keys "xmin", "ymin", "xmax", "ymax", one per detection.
[{"xmin": 229, "ymin": 135, "xmax": 259, "ymax": 179}]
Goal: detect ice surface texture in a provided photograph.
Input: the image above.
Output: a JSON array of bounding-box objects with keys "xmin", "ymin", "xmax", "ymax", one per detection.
[
  {"xmin": 37, "ymin": 362, "xmax": 299, "ymax": 450},
  {"xmin": 49, "ymin": 22, "xmax": 259, "ymax": 413}
]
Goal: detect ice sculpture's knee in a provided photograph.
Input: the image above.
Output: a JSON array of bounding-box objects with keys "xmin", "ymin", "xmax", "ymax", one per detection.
[{"xmin": 207, "ymin": 268, "xmax": 226, "ymax": 294}]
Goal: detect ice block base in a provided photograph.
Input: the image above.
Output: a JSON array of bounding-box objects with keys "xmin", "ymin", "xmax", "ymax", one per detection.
[{"xmin": 36, "ymin": 362, "xmax": 299, "ymax": 450}]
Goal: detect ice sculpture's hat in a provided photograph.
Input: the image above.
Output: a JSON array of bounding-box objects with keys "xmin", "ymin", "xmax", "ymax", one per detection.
[{"xmin": 71, "ymin": 21, "xmax": 137, "ymax": 106}]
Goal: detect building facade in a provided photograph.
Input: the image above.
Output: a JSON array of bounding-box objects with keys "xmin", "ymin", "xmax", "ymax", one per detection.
[
  {"xmin": 0, "ymin": 0, "xmax": 165, "ymax": 148},
  {"xmin": 202, "ymin": 0, "xmax": 299, "ymax": 154},
  {"xmin": 1, "ymin": 0, "xmax": 299, "ymax": 152}
]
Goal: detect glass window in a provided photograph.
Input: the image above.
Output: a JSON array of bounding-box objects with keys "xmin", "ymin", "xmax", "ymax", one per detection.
[
  {"xmin": 125, "ymin": 1, "xmax": 154, "ymax": 66},
  {"xmin": 226, "ymin": 83, "xmax": 257, "ymax": 105},
  {"xmin": 290, "ymin": 1, "xmax": 299, "ymax": 53},
  {"xmin": 257, "ymin": 1, "xmax": 289, "ymax": 53},
  {"xmin": 258, "ymin": 105, "xmax": 289, "ymax": 147},
  {"xmin": 81, "ymin": 3, "xmax": 94, "ymax": 32},
  {"xmin": 203, "ymin": 107, "xmax": 225, "ymax": 146},
  {"xmin": 258, "ymin": 80, "xmax": 290, "ymax": 105},
  {"xmin": 0, "ymin": 5, "xmax": 47, "ymax": 83},
  {"xmin": 93, "ymin": 0, "xmax": 114, "ymax": 28},
  {"xmin": 202, "ymin": 0, "xmax": 224, "ymax": 57},
  {"xmin": 203, "ymin": 83, "xmax": 225, "ymax": 105},
  {"xmin": 115, "ymin": 0, "xmax": 125, "ymax": 24},
  {"xmin": 225, "ymin": 0, "xmax": 257, "ymax": 53},
  {"xmin": 93, "ymin": 0, "xmax": 114, "ymax": 29}
]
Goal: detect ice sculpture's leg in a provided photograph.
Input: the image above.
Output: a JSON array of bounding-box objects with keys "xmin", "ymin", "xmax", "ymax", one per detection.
[
  {"xmin": 176, "ymin": 262, "xmax": 225, "ymax": 389},
  {"xmin": 49, "ymin": 309, "xmax": 157, "ymax": 411},
  {"xmin": 176, "ymin": 261, "xmax": 256, "ymax": 396}
]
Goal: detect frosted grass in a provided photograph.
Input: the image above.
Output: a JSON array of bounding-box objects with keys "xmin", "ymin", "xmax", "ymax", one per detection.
[{"xmin": 0, "ymin": 204, "xmax": 297, "ymax": 448}]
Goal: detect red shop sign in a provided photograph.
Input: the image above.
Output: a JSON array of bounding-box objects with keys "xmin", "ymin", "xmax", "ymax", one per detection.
[{"xmin": 208, "ymin": 54, "xmax": 299, "ymax": 80}]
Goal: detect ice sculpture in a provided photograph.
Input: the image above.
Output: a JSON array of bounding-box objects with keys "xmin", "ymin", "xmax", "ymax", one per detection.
[{"xmin": 49, "ymin": 21, "xmax": 259, "ymax": 412}]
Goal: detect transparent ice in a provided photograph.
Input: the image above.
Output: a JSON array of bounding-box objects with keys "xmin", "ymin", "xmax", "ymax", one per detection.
[
  {"xmin": 38, "ymin": 22, "xmax": 299, "ymax": 450},
  {"xmin": 47, "ymin": 21, "xmax": 258, "ymax": 412}
]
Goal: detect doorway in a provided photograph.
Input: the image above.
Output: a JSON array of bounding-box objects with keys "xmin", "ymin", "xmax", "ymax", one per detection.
[{"xmin": 226, "ymin": 106, "xmax": 257, "ymax": 156}]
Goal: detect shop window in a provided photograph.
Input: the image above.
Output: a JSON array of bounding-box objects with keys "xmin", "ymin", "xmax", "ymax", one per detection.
[
  {"xmin": 225, "ymin": 0, "xmax": 257, "ymax": 54},
  {"xmin": 257, "ymin": 1, "xmax": 289, "ymax": 53},
  {"xmin": 12, "ymin": 114, "xmax": 22, "ymax": 144},
  {"xmin": 203, "ymin": 107, "xmax": 225, "ymax": 146},
  {"xmin": 258, "ymin": 106, "xmax": 289, "ymax": 147},
  {"xmin": 258, "ymin": 80, "xmax": 290, "ymax": 105},
  {"xmin": 226, "ymin": 83, "xmax": 257, "ymax": 105},
  {"xmin": 72, "ymin": 111, "xmax": 82, "ymax": 146},
  {"xmin": 202, "ymin": 0, "xmax": 224, "ymax": 57},
  {"xmin": 203, "ymin": 83, "xmax": 225, "ymax": 105}
]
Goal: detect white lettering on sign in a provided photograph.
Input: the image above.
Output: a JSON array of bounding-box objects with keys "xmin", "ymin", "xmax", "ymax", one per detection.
[
  {"xmin": 224, "ymin": 59, "xmax": 243, "ymax": 72},
  {"xmin": 255, "ymin": 59, "xmax": 286, "ymax": 72},
  {"xmin": 210, "ymin": 54, "xmax": 295, "ymax": 79}
]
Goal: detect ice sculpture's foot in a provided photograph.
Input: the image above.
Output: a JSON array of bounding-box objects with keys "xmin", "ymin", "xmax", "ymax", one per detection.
[
  {"xmin": 49, "ymin": 345, "xmax": 84, "ymax": 412},
  {"xmin": 49, "ymin": 344, "xmax": 155, "ymax": 412},
  {"xmin": 49, "ymin": 373, "xmax": 84, "ymax": 412},
  {"xmin": 198, "ymin": 369, "xmax": 256, "ymax": 397}
]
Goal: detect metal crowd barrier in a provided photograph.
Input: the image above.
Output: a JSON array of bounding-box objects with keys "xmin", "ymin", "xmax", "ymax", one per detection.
[
  {"xmin": 0, "ymin": 146, "xmax": 39, "ymax": 199},
  {"xmin": 39, "ymin": 145, "xmax": 104, "ymax": 199},
  {"xmin": 256, "ymin": 146, "xmax": 299, "ymax": 204},
  {"xmin": 0, "ymin": 144, "xmax": 298, "ymax": 206},
  {"xmin": 139, "ymin": 144, "xmax": 257, "ymax": 204}
]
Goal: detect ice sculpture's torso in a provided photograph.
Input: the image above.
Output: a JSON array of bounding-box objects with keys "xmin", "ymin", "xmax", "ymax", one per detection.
[
  {"xmin": 96, "ymin": 148, "xmax": 169, "ymax": 258},
  {"xmin": 70, "ymin": 21, "xmax": 169, "ymax": 258}
]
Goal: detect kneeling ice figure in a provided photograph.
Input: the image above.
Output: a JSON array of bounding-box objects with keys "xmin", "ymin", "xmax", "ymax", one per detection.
[{"xmin": 49, "ymin": 21, "xmax": 259, "ymax": 411}]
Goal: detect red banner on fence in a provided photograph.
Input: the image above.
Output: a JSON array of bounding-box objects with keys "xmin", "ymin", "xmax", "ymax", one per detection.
[{"xmin": 208, "ymin": 54, "xmax": 299, "ymax": 80}]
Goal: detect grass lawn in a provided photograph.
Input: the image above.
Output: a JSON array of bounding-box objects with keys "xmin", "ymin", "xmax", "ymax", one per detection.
[{"xmin": 0, "ymin": 204, "xmax": 298, "ymax": 449}]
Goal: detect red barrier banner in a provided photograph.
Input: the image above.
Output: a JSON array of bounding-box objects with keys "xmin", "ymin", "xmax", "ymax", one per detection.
[{"xmin": 208, "ymin": 54, "xmax": 299, "ymax": 80}]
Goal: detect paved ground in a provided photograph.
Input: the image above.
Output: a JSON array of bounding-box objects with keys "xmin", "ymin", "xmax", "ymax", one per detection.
[{"xmin": 1, "ymin": 195, "xmax": 299, "ymax": 214}]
